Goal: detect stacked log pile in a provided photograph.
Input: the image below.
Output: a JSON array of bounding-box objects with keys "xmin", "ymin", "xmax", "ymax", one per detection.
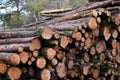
[{"xmin": 0, "ymin": 0, "xmax": 120, "ymax": 80}]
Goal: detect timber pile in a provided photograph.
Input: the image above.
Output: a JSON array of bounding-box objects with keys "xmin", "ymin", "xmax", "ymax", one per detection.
[{"xmin": 0, "ymin": 0, "xmax": 120, "ymax": 80}]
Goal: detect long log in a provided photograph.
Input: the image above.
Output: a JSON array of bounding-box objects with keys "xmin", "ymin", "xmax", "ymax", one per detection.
[
  {"xmin": 0, "ymin": 37, "xmax": 35, "ymax": 44},
  {"xmin": 40, "ymin": 8, "xmax": 72, "ymax": 14},
  {"xmin": 0, "ymin": 43, "xmax": 30, "ymax": 52},
  {"xmin": 0, "ymin": 31, "xmax": 36, "ymax": 38},
  {"xmin": 0, "ymin": 53, "xmax": 20, "ymax": 65}
]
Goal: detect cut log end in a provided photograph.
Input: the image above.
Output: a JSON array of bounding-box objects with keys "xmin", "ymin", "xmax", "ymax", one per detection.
[
  {"xmin": 116, "ymin": 53, "xmax": 120, "ymax": 63},
  {"xmin": 33, "ymin": 51, "xmax": 39, "ymax": 57},
  {"xmin": 85, "ymin": 38, "xmax": 92, "ymax": 49},
  {"xmin": 88, "ymin": 17, "xmax": 97, "ymax": 30},
  {"xmin": 29, "ymin": 38, "xmax": 41, "ymax": 51},
  {"xmin": 36, "ymin": 57, "xmax": 46, "ymax": 69},
  {"xmin": 10, "ymin": 53, "xmax": 20, "ymax": 65},
  {"xmin": 68, "ymin": 60, "xmax": 74, "ymax": 69},
  {"xmin": 92, "ymin": 10, "xmax": 98, "ymax": 17},
  {"xmin": 56, "ymin": 62, "xmax": 67, "ymax": 78},
  {"xmin": 52, "ymin": 58, "xmax": 58, "ymax": 66},
  {"xmin": 8, "ymin": 67, "xmax": 21, "ymax": 80},
  {"xmin": 41, "ymin": 69, "xmax": 51, "ymax": 80},
  {"xmin": 96, "ymin": 41, "xmax": 106, "ymax": 54},
  {"xmin": 103, "ymin": 27, "xmax": 111, "ymax": 41},
  {"xmin": 18, "ymin": 46, "xmax": 23, "ymax": 52},
  {"xmin": 60, "ymin": 36, "xmax": 69, "ymax": 48},
  {"xmin": 54, "ymin": 32, "xmax": 60, "ymax": 39},
  {"xmin": 19, "ymin": 52, "xmax": 29, "ymax": 64},
  {"xmin": 0, "ymin": 63, "xmax": 7, "ymax": 74},
  {"xmin": 92, "ymin": 69, "xmax": 99, "ymax": 79},
  {"xmin": 83, "ymin": 65, "xmax": 89, "ymax": 75},
  {"xmin": 75, "ymin": 32, "xmax": 82, "ymax": 41},
  {"xmin": 115, "ymin": 14, "xmax": 120, "ymax": 26},
  {"xmin": 112, "ymin": 29, "xmax": 118, "ymax": 39},
  {"xmin": 42, "ymin": 27, "xmax": 53, "ymax": 40},
  {"xmin": 46, "ymin": 48, "xmax": 56, "ymax": 60}
]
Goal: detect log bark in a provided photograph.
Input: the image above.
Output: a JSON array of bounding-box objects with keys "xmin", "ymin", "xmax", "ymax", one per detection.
[
  {"xmin": 0, "ymin": 53, "xmax": 20, "ymax": 65},
  {"xmin": 0, "ymin": 43, "xmax": 30, "ymax": 52},
  {"xmin": 0, "ymin": 37, "xmax": 35, "ymax": 45},
  {"xmin": 40, "ymin": 8, "xmax": 72, "ymax": 14},
  {"xmin": 0, "ymin": 31, "xmax": 36, "ymax": 38}
]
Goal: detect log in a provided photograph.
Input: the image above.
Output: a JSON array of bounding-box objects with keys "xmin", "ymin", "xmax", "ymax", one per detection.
[
  {"xmin": 112, "ymin": 29, "xmax": 118, "ymax": 39},
  {"xmin": 83, "ymin": 65, "xmax": 89, "ymax": 75},
  {"xmin": 99, "ymin": 53, "xmax": 105, "ymax": 62},
  {"xmin": 41, "ymin": 69, "xmax": 51, "ymax": 80},
  {"xmin": 0, "ymin": 53, "xmax": 20, "ymax": 65},
  {"xmin": 40, "ymin": 8, "xmax": 72, "ymax": 14},
  {"xmin": 28, "ymin": 60, "xmax": 32, "ymax": 65},
  {"xmin": 103, "ymin": 27, "xmax": 111, "ymax": 41},
  {"xmin": 41, "ymin": 27, "xmax": 53, "ymax": 40},
  {"xmin": 0, "ymin": 31, "xmax": 36, "ymax": 38},
  {"xmin": 8, "ymin": 67, "xmax": 21, "ymax": 80},
  {"xmin": 115, "ymin": 14, "xmax": 120, "ymax": 26},
  {"xmin": 88, "ymin": 17, "xmax": 98, "ymax": 30},
  {"xmin": 60, "ymin": 36, "xmax": 69, "ymax": 48},
  {"xmin": 0, "ymin": 43, "xmax": 30, "ymax": 52},
  {"xmin": 85, "ymin": 38, "xmax": 92, "ymax": 49},
  {"xmin": 36, "ymin": 57, "xmax": 46, "ymax": 69},
  {"xmin": 30, "ymin": 57, "xmax": 35, "ymax": 62},
  {"xmin": 92, "ymin": 69, "xmax": 99, "ymax": 79},
  {"xmin": 42, "ymin": 0, "xmax": 112, "ymax": 24},
  {"xmin": 57, "ymin": 51, "xmax": 64, "ymax": 60},
  {"xmin": 0, "ymin": 63, "xmax": 7, "ymax": 74},
  {"xmin": 67, "ymin": 70, "xmax": 76, "ymax": 78},
  {"xmin": 33, "ymin": 51, "xmax": 39, "ymax": 57},
  {"xmin": 96, "ymin": 41, "xmax": 106, "ymax": 54},
  {"xmin": 0, "ymin": 37, "xmax": 35, "ymax": 45},
  {"xmin": 56, "ymin": 62, "xmax": 67, "ymax": 78},
  {"xmin": 67, "ymin": 60, "xmax": 74, "ymax": 70},
  {"xmin": 41, "ymin": 48, "xmax": 56, "ymax": 60},
  {"xmin": 90, "ymin": 46, "xmax": 96, "ymax": 55},
  {"xmin": 29, "ymin": 38, "xmax": 41, "ymax": 51},
  {"xmin": 115, "ymin": 53, "xmax": 120, "ymax": 63},
  {"xmin": 51, "ymin": 58, "xmax": 58, "ymax": 66},
  {"xmin": 84, "ymin": 52, "xmax": 90, "ymax": 62},
  {"xmin": 19, "ymin": 52, "xmax": 29, "ymax": 64}
]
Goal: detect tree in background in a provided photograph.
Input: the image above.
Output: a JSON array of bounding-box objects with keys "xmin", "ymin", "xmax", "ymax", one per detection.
[
  {"xmin": 25, "ymin": 0, "xmax": 49, "ymax": 22},
  {"xmin": 0, "ymin": 0, "xmax": 89, "ymax": 29}
]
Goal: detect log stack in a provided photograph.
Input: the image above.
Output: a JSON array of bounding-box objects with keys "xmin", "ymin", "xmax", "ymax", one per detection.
[{"xmin": 0, "ymin": 0, "xmax": 120, "ymax": 80}]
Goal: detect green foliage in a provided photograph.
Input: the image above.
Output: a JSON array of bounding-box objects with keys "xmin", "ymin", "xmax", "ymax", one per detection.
[
  {"xmin": 102, "ymin": 64, "xmax": 112, "ymax": 70},
  {"xmin": 7, "ymin": 15, "xmax": 23, "ymax": 28},
  {"xmin": 62, "ymin": 0, "xmax": 89, "ymax": 8},
  {"xmin": 26, "ymin": 0, "xmax": 49, "ymax": 13},
  {"xmin": 38, "ymin": 28, "xmax": 42, "ymax": 33},
  {"xmin": 64, "ymin": 30, "xmax": 70, "ymax": 35},
  {"xmin": 90, "ymin": 60, "xmax": 101, "ymax": 64},
  {"xmin": 72, "ymin": 0, "xmax": 89, "ymax": 7}
]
